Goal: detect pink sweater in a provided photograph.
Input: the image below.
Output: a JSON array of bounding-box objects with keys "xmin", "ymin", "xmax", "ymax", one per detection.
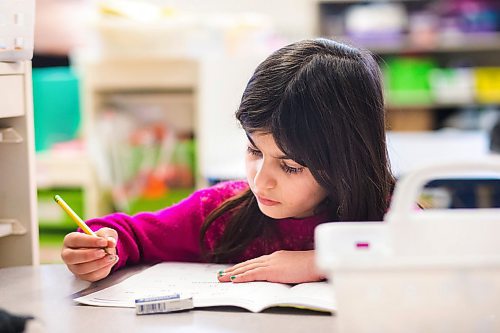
[{"xmin": 84, "ymin": 181, "xmax": 329, "ymax": 270}]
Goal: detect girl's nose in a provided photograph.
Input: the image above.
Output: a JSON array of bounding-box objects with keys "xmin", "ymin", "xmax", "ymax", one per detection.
[{"xmin": 254, "ymin": 160, "xmax": 277, "ymax": 189}]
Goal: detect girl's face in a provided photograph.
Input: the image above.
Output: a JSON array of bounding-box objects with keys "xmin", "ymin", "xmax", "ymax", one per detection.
[{"xmin": 245, "ymin": 132, "xmax": 328, "ymax": 219}]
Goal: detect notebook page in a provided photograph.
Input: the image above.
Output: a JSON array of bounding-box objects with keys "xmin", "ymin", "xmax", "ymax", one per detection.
[
  {"xmin": 269, "ymin": 282, "xmax": 336, "ymax": 312},
  {"xmin": 74, "ymin": 262, "xmax": 292, "ymax": 312}
]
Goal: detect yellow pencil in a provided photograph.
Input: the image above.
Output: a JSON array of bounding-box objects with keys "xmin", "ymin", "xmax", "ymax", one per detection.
[
  {"xmin": 54, "ymin": 195, "xmax": 95, "ymax": 235},
  {"xmin": 54, "ymin": 195, "xmax": 111, "ymax": 254}
]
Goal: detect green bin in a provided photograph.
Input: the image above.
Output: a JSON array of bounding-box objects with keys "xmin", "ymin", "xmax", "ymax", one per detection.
[
  {"xmin": 384, "ymin": 57, "xmax": 437, "ymax": 106},
  {"xmin": 32, "ymin": 67, "xmax": 81, "ymax": 151}
]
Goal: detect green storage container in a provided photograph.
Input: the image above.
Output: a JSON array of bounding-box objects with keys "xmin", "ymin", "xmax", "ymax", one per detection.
[
  {"xmin": 32, "ymin": 67, "xmax": 81, "ymax": 151},
  {"xmin": 384, "ymin": 57, "xmax": 437, "ymax": 106}
]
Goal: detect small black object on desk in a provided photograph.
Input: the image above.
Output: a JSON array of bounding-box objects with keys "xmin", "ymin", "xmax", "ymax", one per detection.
[{"xmin": 0, "ymin": 308, "xmax": 34, "ymax": 333}]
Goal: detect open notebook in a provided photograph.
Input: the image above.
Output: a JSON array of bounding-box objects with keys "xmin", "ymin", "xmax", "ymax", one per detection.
[{"xmin": 74, "ymin": 262, "xmax": 336, "ymax": 313}]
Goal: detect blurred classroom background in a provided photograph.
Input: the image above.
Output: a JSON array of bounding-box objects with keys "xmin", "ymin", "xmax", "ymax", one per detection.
[{"xmin": 20, "ymin": 0, "xmax": 500, "ymax": 262}]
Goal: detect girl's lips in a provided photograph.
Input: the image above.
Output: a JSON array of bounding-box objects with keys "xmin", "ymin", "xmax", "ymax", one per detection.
[{"xmin": 257, "ymin": 195, "xmax": 280, "ymax": 206}]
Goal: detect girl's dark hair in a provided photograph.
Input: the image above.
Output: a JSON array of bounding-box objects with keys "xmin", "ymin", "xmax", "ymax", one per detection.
[{"xmin": 200, "ymin": 38, "xmax": 395, "ymax": 263}]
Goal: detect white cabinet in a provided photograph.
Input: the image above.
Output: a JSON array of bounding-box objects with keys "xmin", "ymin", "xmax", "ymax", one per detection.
[
  {"xmin": 0, "ymin": 61, "xmax": 38, "ymax": 267},
  {"xmin": 0, "ymin": 75, "xmax": 25, "ymax": 118}
]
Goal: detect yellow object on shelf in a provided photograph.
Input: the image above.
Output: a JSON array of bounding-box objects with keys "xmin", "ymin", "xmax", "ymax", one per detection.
[{"xmin": 475, "ymin": 67, "xmax": 500, "ymax": 103}]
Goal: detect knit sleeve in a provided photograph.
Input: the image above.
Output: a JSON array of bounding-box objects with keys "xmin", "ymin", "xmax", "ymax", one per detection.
[
  {"xmin": 83, "ymin": 181, "xmax": 248, "ymax": 270},
  {"xmin": 84, "ymin": 189, "xmax": 208, "ymax": 270}
]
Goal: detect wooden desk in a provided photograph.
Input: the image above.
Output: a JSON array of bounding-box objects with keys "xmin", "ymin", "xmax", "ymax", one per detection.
[{"xmin": 0, "ymin": 264, "xmax": 336, "ymax": 332}]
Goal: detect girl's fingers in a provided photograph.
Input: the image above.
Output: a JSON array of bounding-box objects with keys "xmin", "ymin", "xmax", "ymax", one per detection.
[
  {"xmin": 217, "ymin": 254, "xmax": 270, "ymax": 282},
  {"xmin": 230, "ymin": 267, "xmax": 269, "ymax": 283},
  {"xmin": 106, "ymin": 237, "xmax": 117, "ymax": 249},
  {"xmin": 218, "ymin": 262, "xmax": 266, "ymax": 282},
  {"xmin": 96, "ymin": 228, "xmax": 118, "ymax": 243},
  {"xmin": 95, "ymin": 227, "xmax": 118, "ymax": 238},
  {"xmin": 64, "ymin": 232, "xmax": 107, "ymax": 249},
  {"xmin": 223, "ymin": 255, "xmax": 268, "ymax": 274},
  {"xmin": 95, "ymin": 228, "xmax": 119, "ymax": 251},
  {"xmin": 61, "ymin": 247, "xmax": 107, "ymax": 265},
  {"xmin": 68, "ymin": 254, "xmax": 119, "ymax": 276},
  {"xmin": 77, "ymin": 260, "xmax": 118, "ymax": 282}
]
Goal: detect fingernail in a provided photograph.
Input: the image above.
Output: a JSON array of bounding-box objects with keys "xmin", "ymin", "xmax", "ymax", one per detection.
[
  {"xmin": 230, "ymin": 275, "xmax": 236, "ymax": 281},
  {"xmin": 218, "ymin": 270, "xmax": 226, "ymax": 277},
  {"xmin": 107, "ymin": 236, "xmax": 116, "ymax": 244},
  {"xmin": 108, "ymin": 255, "xmax": 116, "ymax": 262}
]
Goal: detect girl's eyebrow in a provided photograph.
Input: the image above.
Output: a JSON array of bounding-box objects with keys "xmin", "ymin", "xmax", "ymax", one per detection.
[{"xmin": 245, "ymin": 133, "xmax": 293, "ymax": 160}]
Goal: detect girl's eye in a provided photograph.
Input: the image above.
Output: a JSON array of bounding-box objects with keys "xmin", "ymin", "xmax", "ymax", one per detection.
[
  {"xmin": 247, "ymin": 146, "xmax": 262, "ymax": 157},
  {"xmin": 281, "ymin": 163, "xmax": 304, "ymax": 175}
]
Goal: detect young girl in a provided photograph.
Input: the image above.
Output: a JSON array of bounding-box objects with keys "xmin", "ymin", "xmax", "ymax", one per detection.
[{"xmin": 61, "ymin": 38, "xmax": 395, "ymax": 283}]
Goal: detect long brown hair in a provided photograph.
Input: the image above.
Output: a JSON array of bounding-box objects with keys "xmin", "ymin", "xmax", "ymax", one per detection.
[{"xmin": 200, "ymin": 39, "xmax": 395, "ymax": 263}]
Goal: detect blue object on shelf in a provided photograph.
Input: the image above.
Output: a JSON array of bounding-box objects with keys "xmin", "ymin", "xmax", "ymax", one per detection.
[{"xmin": 32, "ymin": 66, "xmax": 81, "ymax": 151}]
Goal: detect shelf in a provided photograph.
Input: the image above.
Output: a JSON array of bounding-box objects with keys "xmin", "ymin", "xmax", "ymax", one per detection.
[
  {"xmin": 0, "ymin": 128, "xmax": 23, "ymax": 143},
  {"xmin": 81, "ymin": 58, "xmax": 197, "ymax": 91},
  {"xmin": 36, "ymin": 150, "xmax": 101, "ymax": 219},
  {"xmin": 333, "ymin": 32, "xmax": 500, "ymax": 55},
  {"xmin": 0, "ymin": 74, "xmax": 25, "ymax": 118},
  {"xmin": 0, "ymin": 62, "xmax": 26, "ymax": 75},
  {"xmin": 36, "ymin": 150, "xmax": 94, "ymax": 188},
  {"xmin": 0, "ymin": 219, "xmax": 27, "ymax": 237},
  {"xmin": 0, "ymin": 60, "xmax": 39, "ymax": 267},
  {"xmin": 0, "ymin": 223, "xmax": 12, "ymax": 238},
  {"xmin": 76, "ymin": 54, "xmax": 200, "ymax": 217}
]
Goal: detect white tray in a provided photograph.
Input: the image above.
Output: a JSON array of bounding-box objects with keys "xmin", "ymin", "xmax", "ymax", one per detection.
[{"xmin": 315, "ymin": 157, "xmax": 500, "ymax": 333}]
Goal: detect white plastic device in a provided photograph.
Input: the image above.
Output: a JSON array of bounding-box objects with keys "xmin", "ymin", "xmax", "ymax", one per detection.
[{"xmin": 315, "ymin": 156, "xmax": 500, "ymax": 333}]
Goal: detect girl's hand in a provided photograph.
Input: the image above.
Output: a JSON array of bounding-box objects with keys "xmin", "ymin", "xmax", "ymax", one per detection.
[
  {"xmin": 217, "ymin": 250, "xmax": 325, "ymax": 284},
  {"xmin": 61, "ymin": 227, "xmax": 119, "ymax": 282}
]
